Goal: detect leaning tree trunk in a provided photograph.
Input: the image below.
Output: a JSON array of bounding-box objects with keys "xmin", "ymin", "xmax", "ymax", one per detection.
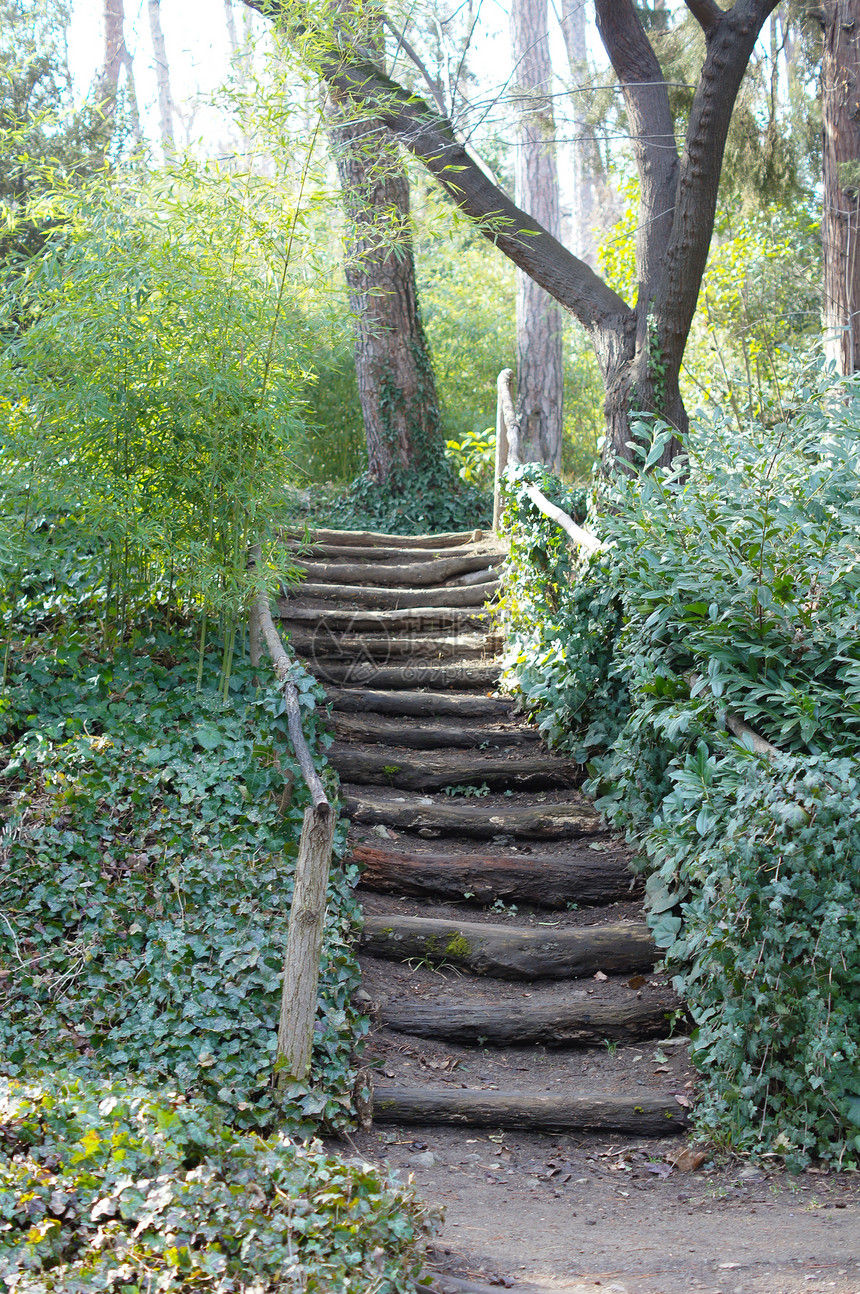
[
  {"xmin": 326, "ymin": 101, "xmax": 441, "ymax": 484},
  {"xmin": 822, "ymin": 0, "xmax": 860, "ymax": 375},
  {"xmin": 511, "ymin": 0, "xmax": 564, "ymax": 472},
  {"xmin": 558, "ymin": 0, "xmax": 600, "ymax": 266}
]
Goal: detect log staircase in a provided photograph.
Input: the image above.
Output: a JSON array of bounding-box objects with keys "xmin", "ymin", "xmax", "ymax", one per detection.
[{"xmin": 281, "ymin": 526, "xmax": 688, "ymax": 1137}]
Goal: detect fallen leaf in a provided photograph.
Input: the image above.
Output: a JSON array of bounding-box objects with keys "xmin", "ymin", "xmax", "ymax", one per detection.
[
  {"xmin": 627, "ymin": 974, "xmax": 647, "ymax": 989},
  {"xmin": 593, "ymin": 970, "xmax": 608, "ymax": 982},
  {"xmin": 646, "ymin": 1162, "xmax": 673, "ymax": 1178},
  {"xmin": 674, "ymin": 1093, "xmax": 693, "ymax": 1109},
  {"xmin": 672, "ymin": 1148, "xmax": 707, "ymax": 1172}
]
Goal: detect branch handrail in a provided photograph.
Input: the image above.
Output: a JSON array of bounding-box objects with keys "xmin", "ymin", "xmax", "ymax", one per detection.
[
  {"xmin": 249, "ymin": 544, "xmax": 335, "ymax": 1085},
  {"xmin": 493, "ymin": 368, "xmax": 601, "ymax": 556}
]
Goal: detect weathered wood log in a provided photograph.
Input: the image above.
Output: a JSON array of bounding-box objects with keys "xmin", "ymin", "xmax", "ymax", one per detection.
[
  {"xmin": 277, "ymin": 803, "xmax": 336, "ymax": 1082},
  {"xmin": 326, "ymin": 688, "xmax": 515, "ymax": 719},
  {"xmin": 343, "ymin": 789, "xmax": 604, "ymax": 838},
  {"xmin": 330, "ymin": 746, "xmax": 579, "ymax": 791},
  {"xmin": 317, "ymin": 664, "xmax": 500, "ymax": 689},
  {"xmin": 284, "ymin": 582, "xmax": 499, "ymax": 609},
  {"xmin": 286, "ymin": 542, "xmax": 485, "ymax": 563},
  {"xmin": 372, "ymin": 1085, "xmax": 688, "ymax": 1134},
  {"xmin": 362, "ymin": 914, "xmax": 655, "ymax": 979},
  {"xmin": 288, "ymin": 630, "xmax": 491, "ymax": 661},
  {"xmin": 444, "ymin": 565, "xmax": 502, "ymax": 587},
  {"xmin": 332, "ymin": 712, "xmax": 539, "ymax": 749},
  {"xmin": 296, "ymin": 554, "xmax": 498, "ymax": 587},
  {"xmin": 353, "ymin": 843, "xmax": 633, "ymax": 907},
  {"xmin": 524, "ymin": 484, "xmax": 601, "ymax": 555},
  {"xmin": 279, "ymin": 606, "xmax": 490, "ymax": 630},
  {"xmin": 381, "ymin": 987, "xmax": 677, "ymax": 1046},
  {"xmin": 286, "ymin": 527, "xmax": 485, "ymax": 549}
]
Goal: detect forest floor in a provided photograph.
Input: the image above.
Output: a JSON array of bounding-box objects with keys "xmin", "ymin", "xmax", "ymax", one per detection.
[{"xmin": 331, "ymin": 1121, "xmax": 860, "ymax": 1294}]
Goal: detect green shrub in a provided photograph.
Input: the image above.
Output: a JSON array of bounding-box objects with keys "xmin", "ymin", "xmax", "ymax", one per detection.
[{"xmin": 0, "ymin": 1075, "xmax": 434, "ymax": 1291}]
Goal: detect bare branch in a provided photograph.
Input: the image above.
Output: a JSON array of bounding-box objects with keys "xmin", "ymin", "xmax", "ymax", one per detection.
[
  {"xmin": 684, "ymin": 0, "xmax": 724, "ymax": 33},
  {"xmin": 380, "ymin": 13, "xmax": 447, "ymax": 116}
]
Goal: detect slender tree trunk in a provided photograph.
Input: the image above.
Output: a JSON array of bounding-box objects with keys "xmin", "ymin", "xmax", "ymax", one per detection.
[
  {"xmin": 147, "ymin": 0, "xmax": 175, "ymax": 158},
  {"xmin": 99, "ymin": 0, "xmax": 142, "ymax": 149},
  {"xmin": 822, "ymin": 0, "xmax": 860, "ymax": 375},
  {"xmin": 327, "ymin": 103, "xmax": 441, "ymax": 483},
  {"xmin": 558, "ymin": 0, "xmax": 598, "ymax": 265},
  {"xmin": 511, "ymin": 0, "xmax": 564, "ymax": 471}
]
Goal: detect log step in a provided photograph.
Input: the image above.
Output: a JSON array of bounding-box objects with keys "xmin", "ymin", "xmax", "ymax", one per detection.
[
  {"xmin": 296, "ymin": 555, "xmax": 501, "ymax": 587},
  {"xmin": 287, "ymin": 582, "xmax": 500, "ymax": 609},
  {"xmin": 287, "ymin": 542, "xmax": 494, "ymax": 564},
  {"xmin": 286, "ymin": 527, "xmax": 487, "ymax": 549},
  {"xmin": 343, "ymin": 788, "xmax": 603, "ymax": 838},
  {"xmin": 280, "ymin": 606, "xmax": 490, "ymax": 630},
  {"xmin": 372, "ymin": 1086, "xmax": 688, "ymax": 1134},
  {"xmin": 290, "ymin": 631, "xmax": 493, "ymax": 662},
  {"xmin": 326, "ymin": 689, "xmax": 515, "ymax": 719},
  {"xmin": 331, "ymin": 746, "xmax": 579, "ymax": 791},
  {"xmin": 361, "ymin": 914, "xmax": 655, "ymax": 980},
  {"xmin": 353, "ymin": 843, "xmax": 633, "ymax": 907},
  {"xmin": 317, "ymin": 664, "xmax": 500, "ymax": 689},
  {"xmin": 380, "ymin": 983, "xmax": 677, "ymax": 1046},
  {"xmin": 332, "ymin": 713, "xmax": 540, "ymax": 749}
]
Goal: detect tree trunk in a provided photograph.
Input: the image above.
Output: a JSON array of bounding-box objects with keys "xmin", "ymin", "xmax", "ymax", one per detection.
[
  {"xmin": 147, "ymin": 0, "xmax": 175, "ymax": 158},
  {"xmin": 822, "ymin": 0, "xmax": 860, "ymax": 375},
  {"xmin": 511, "ymin": 0, "xmax": 564, "ymax": 471},
  {"xmin": 99, "ymin": 0, "xmax": 142, "ymax": 149},
  {"xmin": 558, "ymin": 0, "xmax": 600, "ymax": 266},
  {"xmin": 327, "ymin": 100, "xmax": 442, "ymax": 484}
]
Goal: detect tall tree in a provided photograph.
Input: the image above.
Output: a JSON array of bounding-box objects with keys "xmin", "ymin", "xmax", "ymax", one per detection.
[
  {"xmin": 821, "ymin": 0, "xmax": 860, "ymax": 375},
  {"xmin": 557, "ymin": 0, "xmax": 605, "ymax": 265},
  {"xmin": 147, "ymin": 0, "xmax": 175, "ymax": 157},
  {"xmin": 246, "ymin": 0, "xmax": 782, "ymax": 471},
  {"xmin": 99, "ymin": 0, "xmax": 142, "ymax": 148},
  {"xmin": 511, "ymin": 0, "xmax": 564, "ymax": 470},
  {"xmin": 323, "ymin": 6, "xmax": 441, "ymax": 486}
]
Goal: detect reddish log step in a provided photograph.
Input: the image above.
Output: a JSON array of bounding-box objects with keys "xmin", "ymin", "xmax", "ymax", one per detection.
[{"xmin": 343, "ymin": 788, "xmax": 603, "ymax": 838}]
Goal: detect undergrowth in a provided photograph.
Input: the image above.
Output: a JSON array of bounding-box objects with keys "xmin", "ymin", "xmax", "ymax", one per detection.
[
  {"xmin": 499, "ymin": 371, "xmax": 860, "ymax": 1169},
  {"xmin": 315, "ymin": 458, "xmax": 492, "ymax": 536}
]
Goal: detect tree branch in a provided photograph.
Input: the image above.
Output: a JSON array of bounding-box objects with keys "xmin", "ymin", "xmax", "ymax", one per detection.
[
  {"xmin": 684, "ymin": 0, "xmax": 724, "ymax": 33},
  {"xmin": 243, "ymin": 0, "xmax": 633, "ymax": 337},
  {"xmin": 652, "ymin": 0, "xmax": 782, "ymax": 371},
  {"xmin": 594, "ymin": 0, "xmax": 679, "ymax": 309}
]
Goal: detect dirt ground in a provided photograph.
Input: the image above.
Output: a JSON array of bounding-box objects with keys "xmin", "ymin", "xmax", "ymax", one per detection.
[{"xmin": 331, "ymin": 1110, "xmax": 860, "ymax": 1294}]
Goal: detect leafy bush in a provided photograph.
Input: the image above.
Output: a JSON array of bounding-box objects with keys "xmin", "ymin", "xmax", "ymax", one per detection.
[
  {"xmin": 498, "ymin": 372, "xmax": 860, "ymax": 1165},
  {"xmin": 325, "ymin": 458, "xmax": 492, "ymax": 536},
  {"xmin": 0, "ymin": 1075, "xmax": 434, "ymax": 1291},
  {"xmin": 1, "ymin": 523, "xmax": 365, "ymax": 1134},
  {"xmin": 499, "ymin": 463, "xmax": 625, "ymax": 759}
]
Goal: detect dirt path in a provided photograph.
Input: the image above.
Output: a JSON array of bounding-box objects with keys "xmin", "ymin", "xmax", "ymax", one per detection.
[{"xmin": 287, "ymin": 525, "xmax": 860, "ymax": 1294}]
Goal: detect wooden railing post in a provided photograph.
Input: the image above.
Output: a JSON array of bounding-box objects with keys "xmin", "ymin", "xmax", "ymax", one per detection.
[
  {"xmin": 248, "ymin": 548, "xmax": 337, "ymax": 1087},
  {"xmin": 277, "ymin": 801, "xmax": 336, "ymax": 1081},
  {"xmin": 494, "ymin": 368, "xmax": 522, "ymax": 535},
  {"xmin": 493, "ymin": 383, "xmax": 509, "ymax": 535}
]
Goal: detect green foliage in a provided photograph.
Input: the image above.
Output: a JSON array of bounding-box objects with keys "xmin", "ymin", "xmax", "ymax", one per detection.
[
  {"xmin": 325, "ymin": 458, "xmax": 492, "ymax": 536},
  {"xmin": 500, "ymin": 371, "xmax": 860, "ymax": 1165},
  {"xmin": 645, "ymin": 748, "xmax": 860, "ymax": 1169},
  {"xmin": 444, "ymin": 427, "xmax": 496, "ymax": 488},
  {"xmin": 499, "ymin": 463, "xmax": 626, "ymax": 760},
  {"xmin": 0, "ymin": 523, "xmax": 365, "ymax": 1134},
  {"xmin": 0, "ymin": 1074, "xmax": 434, "ymax": 1291}
]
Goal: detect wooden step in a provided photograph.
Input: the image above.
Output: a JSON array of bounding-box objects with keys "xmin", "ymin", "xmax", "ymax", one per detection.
[
  {"xmin": 326, "ymin": 689, "xmax": 514, "ymax": 719},
  {"xmin": 282, "ymin": 582, "xmax": 499, "ymax": 609},
  {"xmin": 318, "ymin": 664, "xmax": 500, "ymax": 689},
  {"xmin": 343, "ymin": 788, "xmax": 603, "ymax": 838},
  {"xmin": 380, "ymin": 983, "xmax": 677, "ymax": 1046},
  {"xmin": 361, "ymin": 914, "xmax": 655, "ymax": 980},
  {"xmin": 372, "ymin": 1086, "xmax": 687, "ymax": 1134},
  {"xmin": 280, "ymin": 606, "xmax": 490, "ymax": 630},
  {"xmin": 287, "ymin": 527, "xmax": 488, "ymax": 549},
  {"xmin": 331, "ymin": 747, "xmax": 579, "ymax": 791},
  {"xmin": 287, "ymin": 542, "xmax": 492, "ymax": 564},
  {"xmin": 332, "ymin": 712, "xmax": 539, "ymax": 750},
  {"xmin": 290, "ymin": 631, "xmax": 492, "ymax": 662},
  {"xmin": 354, "ymin": 843, "xmax": 633, "ymax": 907},
  {"xmin": 296, "ymin": 555, "xmax": 500, "ymax": 587}
]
